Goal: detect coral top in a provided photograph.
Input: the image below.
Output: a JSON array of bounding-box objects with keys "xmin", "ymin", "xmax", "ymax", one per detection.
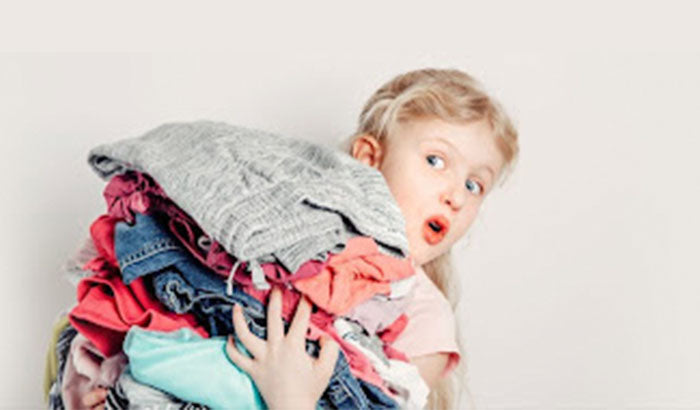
[{"xmin": 391, "ymin": 264, "xmax": 461, "ymax": 378}]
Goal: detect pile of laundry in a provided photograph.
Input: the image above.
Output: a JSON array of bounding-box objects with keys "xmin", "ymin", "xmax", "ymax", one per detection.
[{"xmin": 44, "ymin": 121, "xmax": 430, "ymax": 409}]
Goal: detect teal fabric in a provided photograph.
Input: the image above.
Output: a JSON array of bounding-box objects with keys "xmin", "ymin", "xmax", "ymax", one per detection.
[{"xmin": 123, "ymin": 327, "xmax": 266, "ymax": 410}]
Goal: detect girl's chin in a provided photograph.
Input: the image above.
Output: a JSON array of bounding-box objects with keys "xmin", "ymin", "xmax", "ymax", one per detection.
[
  {"xmin": 408, "ymin": 234, "xmax": 442, "ymax": 266},
  {"xmin": 408, "ymin": 247, "xmax": 436, "ymax": 267}
]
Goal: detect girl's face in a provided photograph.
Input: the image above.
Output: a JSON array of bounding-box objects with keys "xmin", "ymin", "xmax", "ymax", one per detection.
[{"xmin": 354, "ymin": 117, "xmax": 505, "ymax": 265}]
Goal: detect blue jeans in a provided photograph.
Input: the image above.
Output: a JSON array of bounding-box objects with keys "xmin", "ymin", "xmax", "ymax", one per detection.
[{"xmin": 114, "ymin": 212, "xmax": 398, "ymax": 409}]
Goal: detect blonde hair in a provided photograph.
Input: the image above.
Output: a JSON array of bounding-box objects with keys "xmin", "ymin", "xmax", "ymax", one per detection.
[{"xmin": 341, "ymin": 68, "xmax": 519, "ymax": 409}]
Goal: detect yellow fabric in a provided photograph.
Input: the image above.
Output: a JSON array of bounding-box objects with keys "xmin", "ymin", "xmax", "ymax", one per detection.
[{"xmin": 43, "ymin": 315, "xmax": 70, "ymax": 402}]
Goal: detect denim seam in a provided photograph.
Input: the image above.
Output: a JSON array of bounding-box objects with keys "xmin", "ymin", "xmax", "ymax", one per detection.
[
  {"xmin": 119, "ymin": 238, "xmax": 182, "ymax": 269},
  {"xmin": 327, "ymin": 356, "xmax": 367, "ymax": 409},
  {"xmin": 329, "ymin": 380, "xmax": 358, "ymax": 408},
  {"xmin": 163, "ymin": 281, "xmax": 196, "ymax": 314}
]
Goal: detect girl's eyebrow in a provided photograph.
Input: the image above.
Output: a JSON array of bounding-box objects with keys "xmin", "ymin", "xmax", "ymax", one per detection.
[
  {"xmin": 426, "ymin": 136, "xmax": 453, "ymax": 150},
  {"xmin": 420, "ymin": 137, "xmax": 457, "ymax": 156},
  {"xmin": 475, "ymin": 165, "xmax": 496, "ymax": 184}
]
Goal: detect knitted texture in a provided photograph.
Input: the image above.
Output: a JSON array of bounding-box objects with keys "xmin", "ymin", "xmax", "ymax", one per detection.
[{"xmin": 88, "ymin": 121, "xmax": 409, "ymax": 276}]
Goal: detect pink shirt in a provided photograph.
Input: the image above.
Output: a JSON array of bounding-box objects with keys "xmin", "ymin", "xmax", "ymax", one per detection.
[{"xmin": 391, "ymin": 264, "xmax": 461, "ymax": 378}]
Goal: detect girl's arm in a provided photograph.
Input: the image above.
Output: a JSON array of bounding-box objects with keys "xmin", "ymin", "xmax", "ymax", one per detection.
[
  {"xmin": 226, "ymin": 287, "xmax": 340, "ymax": 410},
  {"xmin": 411, "ymin": 352, "xmax": 450, "ymax": 390}
]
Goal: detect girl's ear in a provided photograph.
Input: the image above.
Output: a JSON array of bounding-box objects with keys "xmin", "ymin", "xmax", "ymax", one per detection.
[{"xmin": 350, "ymin": 134, "xmax": 384, "ymax": 169}]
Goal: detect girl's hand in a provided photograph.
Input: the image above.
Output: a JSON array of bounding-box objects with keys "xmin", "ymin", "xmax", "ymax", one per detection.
[
  {"xmin": 81, "ymin": 386, "xmax": 107, "ymax": 410},
  {"xmin": 225, "ymin": 287, "xmax": 340, "ymax": 410}
]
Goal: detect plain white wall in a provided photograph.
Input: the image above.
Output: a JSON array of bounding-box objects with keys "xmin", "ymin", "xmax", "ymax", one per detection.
[{"xmin": 1, "ymin": 3, "xmax": 699, "ymax": 409}]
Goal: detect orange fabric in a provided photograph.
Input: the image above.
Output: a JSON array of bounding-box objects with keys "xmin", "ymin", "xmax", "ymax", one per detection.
[{"xmin": 292, "ymin": 236, "xmax": 415, "ymax": 315}]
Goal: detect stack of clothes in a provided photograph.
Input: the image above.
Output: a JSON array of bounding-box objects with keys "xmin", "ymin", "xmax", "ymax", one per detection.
[{"xmin": 44, "ymin": 121, "xmax": 430, "ymax": 409}]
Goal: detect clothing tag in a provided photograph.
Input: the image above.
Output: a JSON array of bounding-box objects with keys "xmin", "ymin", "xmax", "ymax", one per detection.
[{"xmin": 250, "ymin": 260, "xmax": 271, "ymax": 290}]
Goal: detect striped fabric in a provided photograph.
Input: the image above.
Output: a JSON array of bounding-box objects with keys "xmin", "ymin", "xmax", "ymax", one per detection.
[{"xmin": 47, "ymin": 325, "xmax": 78, "ymax": 410}]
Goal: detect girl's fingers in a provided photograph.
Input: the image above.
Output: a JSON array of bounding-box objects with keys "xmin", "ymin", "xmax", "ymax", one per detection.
[
  {"xmin": 225, "ymin": 335, "xmax": 256, "ymax": 375},
  {"xmin": 315, "ymin": 336, "xmax": 340, "ymax": 382},
  {"xmin": 266, "ymin": 287, "xmax": 284, "ymax": 344},
  {"xmin": 287, "ymin": 296, "xmax": 312, "ymax": 345},
  {"xmin": 81, "ymin": 387, "xmax": 107, "ymax": 407},
  {"xmin": 231, "ymin": 304, "xmax": 266, "ymax": 359}
]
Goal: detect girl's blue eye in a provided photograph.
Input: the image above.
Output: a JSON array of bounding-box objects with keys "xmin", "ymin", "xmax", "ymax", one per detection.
[
  {"xmin": 465, "ymin": 179, "xmax": 483, "ymax": 195},
  {"xmin": 426, "ymin": 155, "xmax": 445, "ymax": 169}
]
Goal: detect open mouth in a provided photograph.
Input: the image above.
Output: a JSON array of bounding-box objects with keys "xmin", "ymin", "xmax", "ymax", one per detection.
[{"xmin": 423, "ymin": 215, "xmax": 450, "ymax": 245}]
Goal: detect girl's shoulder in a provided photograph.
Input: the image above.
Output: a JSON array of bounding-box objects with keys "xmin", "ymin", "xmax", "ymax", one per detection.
[
  {"xmin": 392, "ymin": 264, "xmax": 460, "ymax": 377},
  {"xmin": 410, "ymin": 264, "xmax": 453, "ymax": 308}
]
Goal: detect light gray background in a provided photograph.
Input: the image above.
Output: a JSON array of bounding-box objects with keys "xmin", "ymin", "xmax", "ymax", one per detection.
[{"xmin": 1, "ymin": 2, "xmax": 699, "ymax": 409}]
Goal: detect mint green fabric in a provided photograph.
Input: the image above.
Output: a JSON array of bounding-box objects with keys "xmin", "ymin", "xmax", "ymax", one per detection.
[{"xmin": 123, "ymin": 327, "xmax": 266, "ymax": 410}]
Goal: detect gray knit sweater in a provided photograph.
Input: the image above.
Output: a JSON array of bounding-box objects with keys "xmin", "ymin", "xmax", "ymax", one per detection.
[{"xmin": 88, "ymin": 121, "xmax": 409, "ymax": 287}]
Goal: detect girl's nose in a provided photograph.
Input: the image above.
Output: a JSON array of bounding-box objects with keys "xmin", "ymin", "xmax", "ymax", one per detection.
[{"xmin": 440, "ymin": 183, "xmax": 467, "ymax": 211}]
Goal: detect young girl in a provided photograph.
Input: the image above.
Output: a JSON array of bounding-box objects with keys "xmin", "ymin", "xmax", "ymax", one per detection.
[{"xmin": 82, "ymin": 68, "xmax": 519, "ymax": 409}]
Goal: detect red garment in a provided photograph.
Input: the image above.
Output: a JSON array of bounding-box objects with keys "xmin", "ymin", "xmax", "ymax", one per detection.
[
  {"xmin": 377, "ymin": 314, "xmax": 408, "ymax": 344},
  {"xmin": 69, "ymin": 271, "xmax": 209, "ymax": 357},
  {"xmin": 378, "ymin": 314, "xmax": 410, "ymax": 362},
  {"xmin": 89, "ymin": 215, "xmax": 118, "ymax": 268},
  {"xmin": 69, "ymin": 214, "xmax": 208, "ymax": 357},
  {"xmin": 293, "ymin": 237, "xmax": 415, "ymax": 315}
]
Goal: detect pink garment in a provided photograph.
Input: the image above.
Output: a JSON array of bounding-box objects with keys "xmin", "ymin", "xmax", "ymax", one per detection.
[
  {"xmin": 60, "ymin": 334, "xmax": 128, "ymax": 410},
  {"xmin": 240, "ymin": 284, "xmax": 390, "ymax": 394},
  {"xmin": 391, "ymin": 264, "xmax": 460, "ymax": 378},
  {"xmin": 103, "ymin": 171, "xmax": 167, "ymax": 224},
  {"xmin": 230, "ymin": 258, "xmax": 321, "ymax": 288},
  {"xmin": 69, "ymin": 214, "xmax": 208, "ymax": 357},
  {"xmin": 345, "ymin": 294, "xmax": 411, "ymax": 335},
  {"xmin": 104, "ymin": 171, "xmax": 228, "ymax": 273},
  {"xmin": 293, "ymin": 236, "xmax": 416, "ymax": 315}
]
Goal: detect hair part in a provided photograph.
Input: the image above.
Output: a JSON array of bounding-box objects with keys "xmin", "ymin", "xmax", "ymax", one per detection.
[{"xmin": 341, "ymin": 67, "xmax": 519, "ymax": 409}]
